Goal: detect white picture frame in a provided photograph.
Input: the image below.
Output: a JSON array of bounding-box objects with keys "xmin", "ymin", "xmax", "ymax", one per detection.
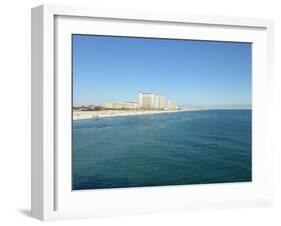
[{"xmin": 31, "ymin": 4, "xmax": 274, "ymax": 221}]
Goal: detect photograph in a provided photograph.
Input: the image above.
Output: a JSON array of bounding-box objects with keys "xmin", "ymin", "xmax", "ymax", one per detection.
[{"xmin": 72, "ymin": 34, "xmax": 252, "ymax": 190}]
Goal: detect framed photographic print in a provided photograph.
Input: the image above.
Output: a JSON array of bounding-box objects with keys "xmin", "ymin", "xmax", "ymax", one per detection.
[{"xmin": 31, "ymin": 4, "xmax": 274, "ymax": 221}]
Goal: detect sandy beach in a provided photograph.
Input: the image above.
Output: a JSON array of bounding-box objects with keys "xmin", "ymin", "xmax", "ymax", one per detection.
[{"xmin": 73, "ymin": 109, "xmax": 192, "ymax": 120}]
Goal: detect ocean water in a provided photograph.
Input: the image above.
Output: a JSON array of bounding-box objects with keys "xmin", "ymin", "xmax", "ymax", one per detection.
[{"xmin": 72, "ymin": 110, "xmax": 252, "ymax": 190}]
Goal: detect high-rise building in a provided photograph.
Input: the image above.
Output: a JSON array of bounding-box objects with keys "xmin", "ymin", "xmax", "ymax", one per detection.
[
  {"xmin": 154, "ymin": 94, "xmax": 165, "ymax": 110},
  {"xmin": 138, "ymin": 92, "xmax": 155, "ymax": 109},
  {"xmin": 168, "ymin": 100, "xmax": 177, "ymax": 110}
]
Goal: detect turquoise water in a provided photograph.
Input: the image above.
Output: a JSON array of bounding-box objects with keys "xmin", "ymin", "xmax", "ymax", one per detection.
[{"xmin": 72, "ymin": 110, "xmax": 252, "ymax": 190}]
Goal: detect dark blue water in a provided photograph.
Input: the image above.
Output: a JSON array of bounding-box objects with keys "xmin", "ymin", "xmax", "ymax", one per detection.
[{"xmin": 72, "ymin": 110, "xmax": 252, "ymax": 190}]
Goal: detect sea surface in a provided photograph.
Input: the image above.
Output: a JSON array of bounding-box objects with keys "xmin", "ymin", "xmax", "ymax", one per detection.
[{"xmin": 72, "ymin": 110, "xmax": 252, "ymax": 190}]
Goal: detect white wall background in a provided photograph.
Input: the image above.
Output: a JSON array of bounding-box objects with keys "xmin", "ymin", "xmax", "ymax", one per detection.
[{"xmin": 0, "ymin": 0, "xmax": 280, "ymax": 225}]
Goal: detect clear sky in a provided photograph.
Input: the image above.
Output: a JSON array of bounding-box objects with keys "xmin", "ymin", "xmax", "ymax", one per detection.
[{"xmin": 72, "ymin": 34, "xmax": 252, "ymax": 108}]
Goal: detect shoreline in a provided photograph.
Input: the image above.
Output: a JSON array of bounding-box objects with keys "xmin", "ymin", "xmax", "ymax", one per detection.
[{"xmin": 73, "ymin": 109, "xmax": 196, "ymax": 120}]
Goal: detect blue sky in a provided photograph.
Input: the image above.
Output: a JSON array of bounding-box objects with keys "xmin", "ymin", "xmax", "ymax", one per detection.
[{"xmin": 72, "ymin": 35, "xmax": 251, "ymax": 108}]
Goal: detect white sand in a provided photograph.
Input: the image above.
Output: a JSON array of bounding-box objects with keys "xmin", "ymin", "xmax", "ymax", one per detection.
[{"xmin": 73, "ymin": 109, "xmax": 191, "ymax": 120}]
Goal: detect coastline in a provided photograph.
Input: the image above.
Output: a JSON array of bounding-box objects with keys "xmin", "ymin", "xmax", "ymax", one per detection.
[{"xmin": 73, "ymin": 109, "xmax": 196, "ymax": 120}]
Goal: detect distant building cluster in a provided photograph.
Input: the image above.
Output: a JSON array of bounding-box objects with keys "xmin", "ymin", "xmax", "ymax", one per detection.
[{"xmin": 104, "ymin": 91, "xmax": 177, "ymax": 110}]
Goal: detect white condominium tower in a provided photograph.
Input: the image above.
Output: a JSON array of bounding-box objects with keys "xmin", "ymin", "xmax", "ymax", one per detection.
[
  {"xmin": 154, "ymin": 94, "xmax": 165, "ymax": 110},
  {"xmin": 139, "ymin": 92, "xmax": 165, "ymax": 110},
  {"xmin": 138, "ymin": 92, "xmax": 155, "ymax": 109}
]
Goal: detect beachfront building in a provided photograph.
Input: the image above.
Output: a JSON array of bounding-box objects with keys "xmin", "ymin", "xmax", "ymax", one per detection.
[
  {"xmin": 138, "ymin": 92, "xmax": 155, "ymax": 110},
  {"xmin": 154, "ymin": 94, "xmax": 165, "ymax": 110},
  {"xmin": 104, "ymin": 103, "xmax": 115, "ymax": 109},
  {"xmin": 123, "ymin": 102, "xmax": 139, "ymax": 109},
  {"xmin": 168, "ymin": 100, "xmax": 177, "ymax": 110},
  {"xmin": 104, "ymin": 102, "xmax": 139, "ymax": 110}
]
